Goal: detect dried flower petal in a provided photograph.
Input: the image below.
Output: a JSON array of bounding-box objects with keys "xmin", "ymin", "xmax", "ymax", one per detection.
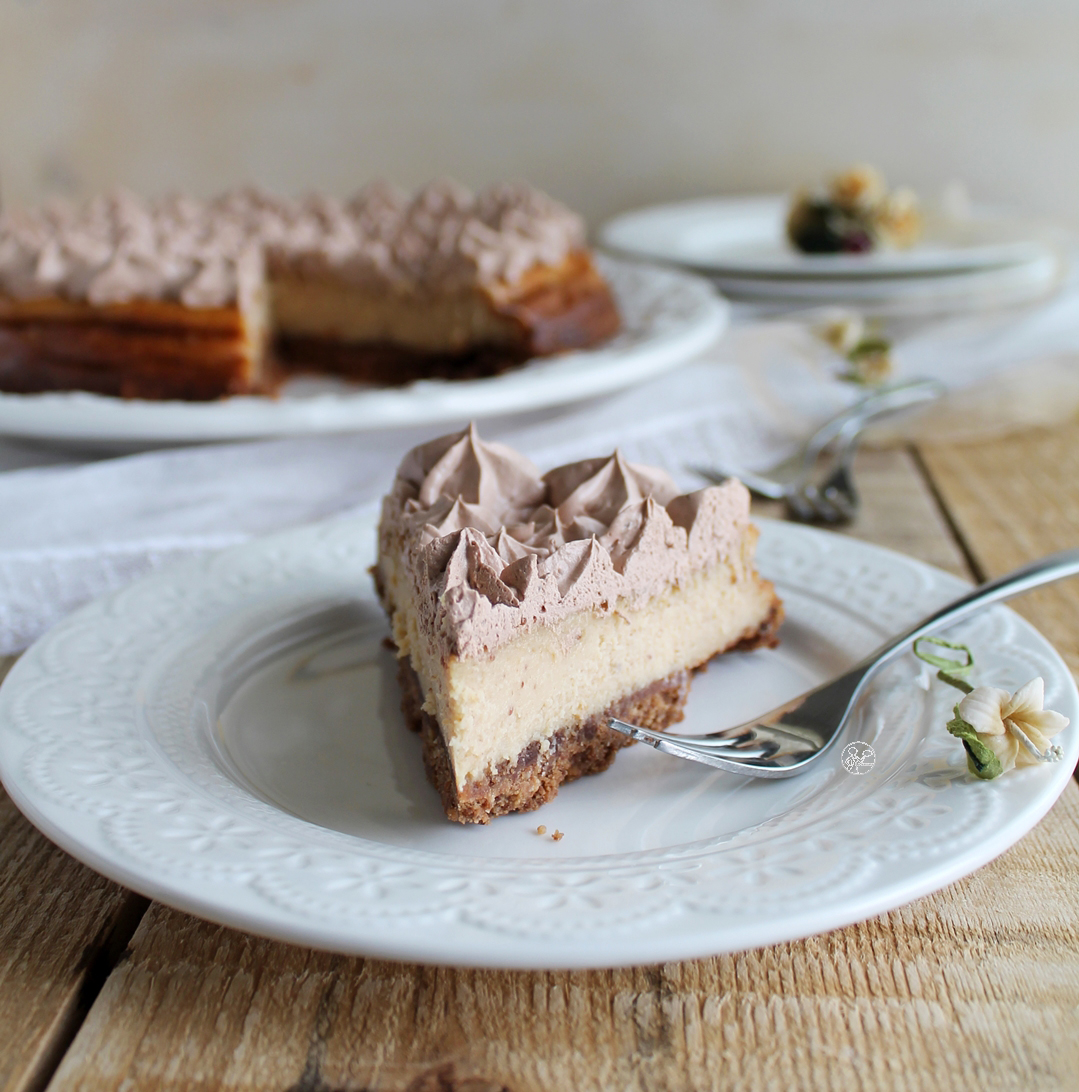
[
  {"xmin": 813, "ymin": 314, "xmax": 864, "ymax": 354},
  {"xmin": 957, "ymin": 686, "xmax": 1011, "ymax": 736},
  {"xmin": 957, "ymin": 677, "xmax": 1068, "ymax": 774}
]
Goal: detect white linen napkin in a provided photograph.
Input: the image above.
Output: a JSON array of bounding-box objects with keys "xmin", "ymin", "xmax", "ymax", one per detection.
[{"xmin": 4, "ymin": 280, "xmax": 1079, "ymax": 657}]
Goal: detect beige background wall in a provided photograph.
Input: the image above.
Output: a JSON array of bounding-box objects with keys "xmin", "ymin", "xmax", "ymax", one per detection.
[{"xmin": 2, "ymin": 0, "xmax": 1078, "ymax": 230}]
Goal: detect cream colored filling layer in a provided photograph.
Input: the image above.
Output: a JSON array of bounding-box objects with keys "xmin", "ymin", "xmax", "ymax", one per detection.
[
  {"xmin": 385, "ymin": 538, "xmax": 775, "ymax": 788},
  {"xmin": 270, "ymin": 275, "xmax": 519, "ymax": 350},
  {"xmin": 241, "ymin": 282, "xmax": 272, "ymax": 383}
]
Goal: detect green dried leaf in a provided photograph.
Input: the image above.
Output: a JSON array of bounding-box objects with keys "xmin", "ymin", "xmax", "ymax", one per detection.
[
  {"xmin": 846, "ymin": 336, "xmax": 892, "ymax": 360},
  {"xmin": 946, "ymin": 705, "xmax": 1003, "ymax": 780},
  {"xmin": 913, "ymin": 636, "xmax": 975, "ymax": 694}
]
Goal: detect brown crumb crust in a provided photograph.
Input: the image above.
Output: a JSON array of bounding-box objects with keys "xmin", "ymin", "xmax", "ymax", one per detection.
[{"xmin": 276, "ymin": 336, "xmax": 534, "ymax": 386}]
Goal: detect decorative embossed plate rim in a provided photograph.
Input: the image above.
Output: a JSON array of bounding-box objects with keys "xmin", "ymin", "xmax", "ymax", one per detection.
[
  {"xmin": 0, "ymin": 258, "xmax": 726, "ymax": 446},
  {"xmin": 0, "ymin": 516, "xmax": 1076, "ymax": 969}
]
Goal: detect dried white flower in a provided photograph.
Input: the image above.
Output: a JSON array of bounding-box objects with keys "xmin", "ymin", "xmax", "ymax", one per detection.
[
  {"xmin": 843, "ymin": 340, "xmax": 893, "ymax": 386},
  {"xmin": 810, "ymin": 311, "xmax": 893, "ymax": 385},
  {"xmin": 813, "ymin": 313, "xmax": 865, "ymax": 355},
  {"xmin": 957, "ymin": 678, "xmax": 1068, "ymax": 773},
  {"xmin": 829, "ymin": 165, "xmax": 887, "ymax": 211}
]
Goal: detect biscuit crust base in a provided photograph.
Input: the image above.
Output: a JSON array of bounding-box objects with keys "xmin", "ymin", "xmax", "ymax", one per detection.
[{"xmin": 396, "ymin": 599, "xmax": 783, "ymax": 825}]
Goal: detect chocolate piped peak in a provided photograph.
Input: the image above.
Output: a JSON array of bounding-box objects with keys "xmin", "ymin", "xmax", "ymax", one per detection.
[
  {"xmin": 379, "ymin": 426, "xmax": 754, "ymax": 659},
  {"xmin": 545, "ymin": 450, "xmax": 680, "ymax": 526},
  {"xmin": 397, "ymin": 423, "xmax": 546, "ymax": 510}
]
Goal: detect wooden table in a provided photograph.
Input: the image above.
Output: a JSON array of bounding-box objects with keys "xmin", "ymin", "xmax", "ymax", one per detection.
[{"xmin": 3, "ymin": 426, "xmax": 1079, "ymax": 1091}]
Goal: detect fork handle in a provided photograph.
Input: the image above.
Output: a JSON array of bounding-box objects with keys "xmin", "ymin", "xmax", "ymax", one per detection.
[{"xmin": 870, "ymin": 548, "xmax": 1079, "ymax": 671}]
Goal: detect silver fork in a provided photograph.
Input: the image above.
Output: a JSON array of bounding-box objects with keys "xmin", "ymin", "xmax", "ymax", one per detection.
[
  {"xmin": 690, "ymin": 379, "xmax": 944, "ymax": 509},
  {"xmin": 783, "ymin": 417, "xmax": 862, "ymax": 524},
  {"xmin": 607, "ymin": 549, "xmax": 1079, "ymax": 777}
]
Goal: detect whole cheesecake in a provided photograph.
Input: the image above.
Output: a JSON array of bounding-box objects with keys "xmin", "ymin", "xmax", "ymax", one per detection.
[
  {"xmin": 0, "ymin": 182, "xmax": 620, "ymax": 400},
  {"xmin": 374, "ymin": 425, "xmax": 784, "ymax": 824}
]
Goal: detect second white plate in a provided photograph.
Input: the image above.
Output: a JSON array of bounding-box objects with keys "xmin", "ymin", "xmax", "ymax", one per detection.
[
  {"xmin": 1, "ymin": 516, "xmax": 1075, "ymax": 968},
  {"xmin": 601, "ymin": 195, "xmax": 1055, "ymax": 280}
]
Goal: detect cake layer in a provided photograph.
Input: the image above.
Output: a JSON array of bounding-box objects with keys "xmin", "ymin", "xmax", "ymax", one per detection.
[
  {"xmin": 0, "ymin": 296, "xmax": 268, "ymax": 399},
  {"xmin": 0, "ymin": 331, "xmax": 258, "ymax": 400},
  {"xmin": 0, "ymin": 296, "xmax": 251, "ymax": 330},
  {"xmin": 398, "ymin": 659, "xmax": 692, "ymax": 824},
  {"xmin": 390, "ymin": 534, "xmax": 781, "ymax": 787},
  {"xmin": 271, "ymin": 250, "xmax": 619, "ymax": 382},
  {"xmin": 269, "ymin": 277, "xmax": 521, "ymax": 350}
]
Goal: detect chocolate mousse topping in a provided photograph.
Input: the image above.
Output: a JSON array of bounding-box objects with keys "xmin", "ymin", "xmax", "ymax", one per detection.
[
  {"xmin": 0, "ymin": 181, "xmax": 587, "ymax": 307},
  {"xmin": 379, "ymin": 425, "xmax": 753, "ymax": 659}
]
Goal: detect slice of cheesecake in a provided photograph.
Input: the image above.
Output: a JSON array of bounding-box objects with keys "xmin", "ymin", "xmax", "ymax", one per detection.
[{"xmin": 375, "ymin": 425, "xmax": 783, "ymax": 824}]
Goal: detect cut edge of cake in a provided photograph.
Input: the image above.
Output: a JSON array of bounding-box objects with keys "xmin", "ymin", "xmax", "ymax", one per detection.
[{"xmin": 0, "ymin": 279, "xmax": 272, "ymax": 401}]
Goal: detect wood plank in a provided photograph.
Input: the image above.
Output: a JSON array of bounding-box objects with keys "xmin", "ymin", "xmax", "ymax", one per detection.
[
  {"xmin": 34, "ymin": 444, "xmax": 1079, "ymax": 1090},
  {"xmin": 917, "ymin": 423, "xmax": 1079, "ymax": 676},
  {"xmin": 0, "ymin": 654, "xmax": 147, "ymax": 1092}
]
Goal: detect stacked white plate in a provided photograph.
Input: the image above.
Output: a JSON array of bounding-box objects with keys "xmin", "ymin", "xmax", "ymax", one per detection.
[{"xmin": 601, "ymin": 196, "xmax": 1066, "ymax": 315}]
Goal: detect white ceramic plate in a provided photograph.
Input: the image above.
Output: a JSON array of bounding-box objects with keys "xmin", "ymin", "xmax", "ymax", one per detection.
[
  {"xmin": 601, "ymin": 196, "xmax": 1055, "ymax": 280},
  {"xmin": 709, "ymin": 251, "xmax": 1064, "ymax": 315},
  {"xmin": 0, "ymin": 258, "xmax": 725, "ymax": 446},
  {"xmin": 1, "ymin": 516, "xmax": 1075, "ymax": 969}
]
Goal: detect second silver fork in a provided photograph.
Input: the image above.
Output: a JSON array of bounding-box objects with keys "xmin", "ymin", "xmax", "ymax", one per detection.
[
  {"xmin": 691, "ymin": 379, "xmax": 944, "ymax": 524},
  {"xmin": 784, "ymin": 414, "xmax": 865, "ymax": 524}
]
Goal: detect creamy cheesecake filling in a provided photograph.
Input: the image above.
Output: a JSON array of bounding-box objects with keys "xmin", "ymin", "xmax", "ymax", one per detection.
[
  {"xmin": 392, "ymin": 535, "xmax": 774, "ymax": 786},
  {"xmin": 270, "ymin": 274, "xmax": 520, "ymax": 350}
]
